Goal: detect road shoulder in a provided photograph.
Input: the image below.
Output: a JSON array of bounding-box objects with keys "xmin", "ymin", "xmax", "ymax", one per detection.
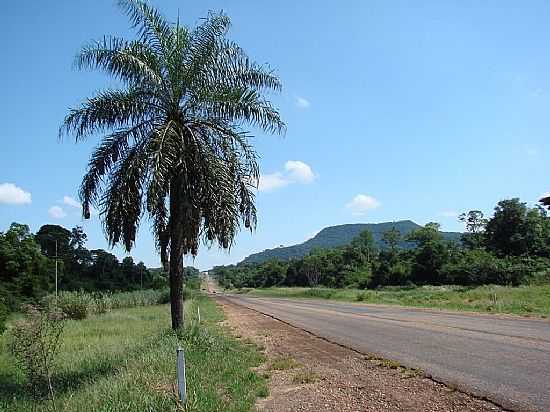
[{"xmin": 216, "ymin": 296, "xmax": 504, "ymax": 412}]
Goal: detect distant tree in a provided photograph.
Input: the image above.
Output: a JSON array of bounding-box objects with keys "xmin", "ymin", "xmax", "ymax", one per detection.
[
  {"xmin": 458, "ymin": 210, "xmax": 487, "ymax": 249},
  {"xmin": 121, "ymin": 256, "xmax": 136, "ymax": 287},
  {"xmin": 88, "ymin": 249, "xmax": 120, "ymax": 289},
  {"xmin": 69, "ymin": 226, "xmax": 87, "ymax": 250},
  {"xmin": 60, "ymin": 0, "xmax": 284, "ymax": 329},
  {"xmin": 0, "ymin": 223, "xmax": 53, "ymax": 305},
  {"xmin": 35, "ymin": 225, "xmax": 71, "ymax": 259},
  {"xmin": 261, "ymin": 260, "xmax": 287, "ymax": 287},
  {"xmin": 458, "ymin": 210, "xmax": 487, "ymax": 234},
  {"xmin": 407, "ymin": 222, "xmax": 449, "ymax": 284},
  {"xmin": 351, "ymin": 230, "xmax": 377, "ymax": 262},
  {"xmin": 302, "ymin": 254, "xmax": 322, "ymax": 287},
  {"xmin": 382, "ymin": 227, "xmax": 401, "ymax": 253},
  {"xmin": 483, "ymin": 199, "xmax": 550, "ymax": 257}
]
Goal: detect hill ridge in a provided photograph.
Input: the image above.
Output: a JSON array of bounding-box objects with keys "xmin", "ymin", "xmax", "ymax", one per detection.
[{"xmin": 241, "ymin": 220, "xmax": 461, "ymax": 264}]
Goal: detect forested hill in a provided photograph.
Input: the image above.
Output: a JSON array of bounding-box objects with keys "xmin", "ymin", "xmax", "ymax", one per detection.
[{"xmin": 241, "ymin": 220, "xmax": 462, "ymax": 264}]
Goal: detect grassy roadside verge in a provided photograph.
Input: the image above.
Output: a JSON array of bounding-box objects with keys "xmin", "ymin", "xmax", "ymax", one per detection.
[
  {"xmin": 235, "ymin": 285, "xmax": 550, "ymax": 317},
  {"xmin": 0, "ymin": 294, "xmax": 267, "ymax": 411}
]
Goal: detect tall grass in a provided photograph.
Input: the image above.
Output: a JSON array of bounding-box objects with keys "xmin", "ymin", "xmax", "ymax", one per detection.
[
  {"xmin": 245, "ymin": 285, "xmax": 550, "ymax": 316},
  {"xmin": 42, "ymin": 288, "xmax": 192, "ymax": 320},
  {"xmin": 0, "ymin": 294, "xmax": 267, "ymax": 411}
]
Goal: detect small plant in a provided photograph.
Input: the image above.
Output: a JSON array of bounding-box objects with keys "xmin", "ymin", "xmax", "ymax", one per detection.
[
  {"xmin": 268, "ymin": 356, "xmax": 301, "ymax": 371},
  {"xmin": 292, "ymin": 369, "xmax": 319, "ymax": 384},
  {"xmin": 356, "ymin": 291, "xmax": 366, "ymax": 301},
  {"xmin": 8, "ymin": 304, "xmax": 65, "ymax": 409}
]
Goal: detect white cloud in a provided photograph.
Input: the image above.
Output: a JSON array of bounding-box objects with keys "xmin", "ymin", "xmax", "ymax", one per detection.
[
  {"xmin": 526, "ymin": 147, "xmax": 538, "ymax": 156},
  {"xmin": 258, "ymin": 160, "xmax": 316, "ymax": 192},
  {"xmin": 346, "ymin": 194, "xmax": 381, "ymax": 216},
  {"xmin": 284, "ymin": 160, "xmax": 315, "ymax": 183},
  {"xmin": 63, "ymin": 195, "xmax": 81, "ymax": 208},
  {"xmin": 295, "ymin": 96, "xmax": 310, "ymax": 109},
  {"xmin": 61, "ymin": 195, "xmax": 98, "ymax": 216},
  {"xmin": 258, "ymin": 173, "xmax": 289, "ymax": 192},
  {"xmin": 440, "ymin": 210, "xmax": 458, "ymax": 218},
  {"xmin": 0, "ymin": 183, "xmax": 31, "ymax": 205},
  {"xmin": 48, "ymin": 206, "xmax": 67, "ymax": 219}
]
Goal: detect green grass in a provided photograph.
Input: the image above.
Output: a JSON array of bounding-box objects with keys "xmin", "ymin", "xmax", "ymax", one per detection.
[
  {"xmin": 240, "ymin": 285, "xmax": 550, "ymax": 317},
  {"xmin": 0, "ymin": 295, "xmax": 267, "ymax": 411}
]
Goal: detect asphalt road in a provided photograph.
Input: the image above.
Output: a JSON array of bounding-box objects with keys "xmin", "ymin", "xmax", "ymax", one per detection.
[{"xmin": 221, "ymin": 295, "xmax": 550, "ymax": 412}]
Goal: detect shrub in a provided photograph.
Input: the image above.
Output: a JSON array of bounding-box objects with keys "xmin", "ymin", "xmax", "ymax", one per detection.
[
  {"xmin": 8, "ymin": 305, "xmax": 65, "ymax": 405},
  {"xmin": 186, "ymin": 277, "xmax": 201, "ymax": 290},
  {"xmin": 441, "ymin": 251, "xmax": 548, "ymax": 286},
  {"xmin": 344, "ymin": 267, "xmax": 372, "ymax": 289},
  {"xmin": 40, "ymin": 288, "xmax": 188, "ymax": 320},
  {"xmin": 157, "ymin": 288, "xmax": 171, "ymax": 304},
  {"xmin": 92, "ymin": 292, "xmax": 112, "ymax": 314},
  {"xmin": 303, "ymin": 288, "xmax": 334, "ymax": 299},
  {"xmin": 0, "ymin": 299, "xmax": 8, "ymax": 335},
  {"xmin": 55, "ymin": 291, "xmax": 92, "ymax": 320}
]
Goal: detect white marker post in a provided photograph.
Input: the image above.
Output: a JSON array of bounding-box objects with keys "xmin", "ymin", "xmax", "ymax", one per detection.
[
  {"xmin": 197, "ymin": 306, "xmax": 201, "ymax": 324},
  {"xmin": 176, "ymin": 347, "xmax": 186, "ymax": 403}
]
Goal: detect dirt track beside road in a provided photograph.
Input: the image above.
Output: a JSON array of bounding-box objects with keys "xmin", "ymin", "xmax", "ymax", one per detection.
[{"xmin": 217, "ymin": 296, "xmax": 504, "ymax": 412}]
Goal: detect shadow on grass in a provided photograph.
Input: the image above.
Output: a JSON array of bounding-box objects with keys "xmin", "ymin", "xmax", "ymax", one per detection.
[
  {"xmin": 0, "ymin": 329, "xmax": 174, "ymax": 403},
  {"xmin": 0, "ymin": 359, "xmax": 118, "ymax": 402}
]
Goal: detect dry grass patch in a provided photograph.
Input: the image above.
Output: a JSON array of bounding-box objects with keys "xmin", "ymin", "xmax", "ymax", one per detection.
[
  {"xmin": 292, "ymin": 370, "xmax": 319, "ymax": 385},
  {"xmin": 268, "ymin": 357, "xmax": 301, "ymax": 371}
]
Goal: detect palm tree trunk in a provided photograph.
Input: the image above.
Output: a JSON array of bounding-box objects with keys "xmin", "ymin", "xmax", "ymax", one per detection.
[{"xmin": 169, "ymin": 183, "xmax": 185, "ymax": 330}]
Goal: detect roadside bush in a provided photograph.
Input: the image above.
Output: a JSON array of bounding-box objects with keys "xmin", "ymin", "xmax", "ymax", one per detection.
[
  {"xmin": 110, "ymin": 288, "xmax": 171, "ymax": 308},
  {"xmin": 39, "ymin": 288, "xmax": 190, "ymax": 320},
  {"xmin": 8, "ymin": 304, "xmax": 65, "ymax": 405},
  {"xmin": 441, "ymin": 251, "xmax": 547, "ymax": 286},
  {"xmin": 303, "ymin": 288, "xmax": 334, "ymax": 299},
  {"xmin": 92, "ymin": 292, "xmax": 112, "ymax": 314},
  {"xmin": 344, "ymin": 267, "xmax": 372, "ymax": 289},
  {"xmin": 186, "ymin": 277, "xmax": 201, "ymax": 290},
  {"xmin": 524, "ymin": 269, "xmax": 550, "ymax": 285},
  {"xmin": 0, "ymin": 299, "xmax": 8, "ymax": 335},
  {"xmin": 55, "ymin": 291, "xmax": 92, "ymax": 320},
  {"xmin": 157, "ymin": 288, "xmax": 171, "ymax": 304}
]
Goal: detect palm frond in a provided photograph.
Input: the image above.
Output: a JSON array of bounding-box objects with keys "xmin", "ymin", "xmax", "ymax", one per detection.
[
  {"xmin": 79, "ymin": 122, "xmax": 154, "ymax": 219},
  {"xmin": 199, "ymin": 88, "xmax": 285, "ymax": 134},
  {"xmin": 60, "ymin": 88, "xmax": 157, "ymax": 140},
  {"xmin": 102, "ymin": 143, "xmax": 149, "ymax": 251},
  {"xmin": 76, "ymin": 36, "xmax": 163, "ymax": 87},
  {"xmin": 117, "ymin": 0, "xmax": 172, "ymax": 54}
]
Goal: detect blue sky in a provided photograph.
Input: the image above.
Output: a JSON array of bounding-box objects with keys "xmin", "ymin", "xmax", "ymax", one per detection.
[{"xmin": 2, "ymin": 0, "xmax": 550, "ymax": 270}]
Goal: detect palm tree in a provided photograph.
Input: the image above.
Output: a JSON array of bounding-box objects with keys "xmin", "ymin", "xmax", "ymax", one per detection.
[{"xmin": 60, "ymin": 0, "xmax": 285, "ymax": 329}]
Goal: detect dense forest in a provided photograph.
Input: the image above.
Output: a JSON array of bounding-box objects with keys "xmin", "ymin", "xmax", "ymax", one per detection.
[
  {"xmin": 213, "ymin": 198, "xmax": 550, "ymax": 290},
  {"xmin": 0, "ymin": 222, "xmax": 199, "ymax": 311}
]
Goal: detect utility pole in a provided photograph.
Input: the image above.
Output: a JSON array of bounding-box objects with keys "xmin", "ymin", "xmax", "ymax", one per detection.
[{"xmin": 55, "ymin": 239, "xmax": 58, "ymax": 298}]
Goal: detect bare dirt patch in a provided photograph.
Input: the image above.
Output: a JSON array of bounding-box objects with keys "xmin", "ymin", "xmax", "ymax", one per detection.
[{"xmin": 216, "ymin": 296, "xmax": 505, "ymax": 412}]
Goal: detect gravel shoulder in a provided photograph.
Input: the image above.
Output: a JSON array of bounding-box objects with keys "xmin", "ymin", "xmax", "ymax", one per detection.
[{"xmin": 216, "ymin": 296, "xmax": 505, "ymax": 412}]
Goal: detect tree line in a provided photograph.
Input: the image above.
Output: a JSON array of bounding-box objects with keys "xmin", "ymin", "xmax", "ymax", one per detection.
[
  {"xmin": 0, "ymin": 222, "xmax": 200, "ymax": 311},
  {"xmin": 213, "ymin": 198, "xmax": 550, "ymax": 290}
]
